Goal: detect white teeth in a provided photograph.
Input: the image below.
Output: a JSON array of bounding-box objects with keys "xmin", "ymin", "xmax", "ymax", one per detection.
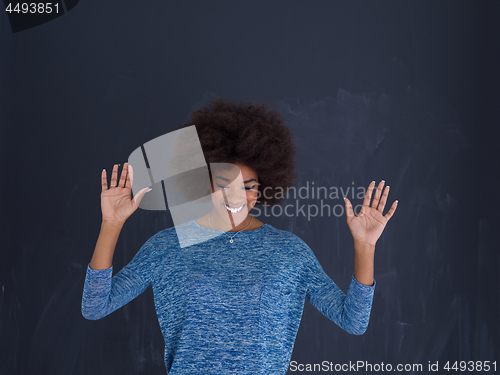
[{"xmin": 224, "ymin": 204, "xmax": 244, "ymax": 213}]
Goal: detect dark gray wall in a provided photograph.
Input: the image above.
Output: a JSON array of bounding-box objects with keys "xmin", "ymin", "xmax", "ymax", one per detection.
[{"xmin": 1, "ymin": 1, "xmax": 499, "ymax": 374}]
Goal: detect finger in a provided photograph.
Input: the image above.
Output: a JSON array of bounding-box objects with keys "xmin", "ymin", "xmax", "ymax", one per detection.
[
  {"xmin": 133, "ymin": 187, "xmax": 152, "ymax": 208},
  {"xmin": 118, "ymin": 162, "xmax": 128, "ymax": 188},
  {"xmin": 384, "ymin": 200, "xmax": 398, "ymax": 221},
  {"xmin": 110, "ymin": 164, "xmax": 118, "ymax": 187},
  {"xmin": 371, "ymin": 180, "xmax": 385, "ymax": 209},
  {"xmin": 362, "ymin": 181, "xmax": 376, "ymax": 207},
  {"xmin": 344, "ymin": 197, "xmax": 355, "ymax": 221},
  {"xmin": 125, "ymin": 164, "xmax": 133, "ymax": 190},
  {"xmin": 101, "ymin": 169, "xmax": 107, "ymax": 192},
  {"xmin": 377, "ymin": 185, "xmax": 390, "ymax": 213}
]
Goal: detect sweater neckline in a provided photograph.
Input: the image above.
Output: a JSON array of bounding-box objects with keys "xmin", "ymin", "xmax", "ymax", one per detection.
[{"xmin": 191, "ymin": 218, "xmax": 268, "ymax": 234}]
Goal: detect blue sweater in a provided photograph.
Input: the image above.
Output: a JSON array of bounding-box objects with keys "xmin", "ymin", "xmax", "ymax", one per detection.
[{"xmin": 81, "ymin": 219, "xmax": 376, "ymax": 374}]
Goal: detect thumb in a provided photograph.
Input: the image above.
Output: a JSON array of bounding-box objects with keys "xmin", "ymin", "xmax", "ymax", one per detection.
[
  {"xmin": 344, "ymin": 197, "xmax": 355, "ymax": 218},
  {"xmin": 133, "ymin": 187, "xmax": 152, "ymax": 208}
]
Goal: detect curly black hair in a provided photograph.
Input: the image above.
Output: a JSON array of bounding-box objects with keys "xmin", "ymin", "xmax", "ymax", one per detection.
[{"xmin": 171, "ymin": 97, "xmax": 297, "ymax": 206}]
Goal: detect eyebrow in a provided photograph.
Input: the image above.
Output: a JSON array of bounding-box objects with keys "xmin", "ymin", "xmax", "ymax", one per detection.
[{"xmin": 215, "ymin": 176, "xmax": 257, "ymax": 184}]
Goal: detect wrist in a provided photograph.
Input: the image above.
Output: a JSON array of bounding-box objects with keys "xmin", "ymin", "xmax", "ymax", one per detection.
[
  {"xmin": 354, "ymin": 239, "xmax": 376, "ymax": 253},
  {"xmin": 102, "ymin": 220, "xmax": 125, "ymax": 229}
]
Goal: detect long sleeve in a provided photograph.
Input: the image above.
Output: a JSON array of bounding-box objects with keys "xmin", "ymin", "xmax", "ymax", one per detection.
[
  {"xmin": 81, "ymin": 236, "xmax": 155, "ymax": 320},
  {"xmin": 303, "ymin": 245, "xmax": 376, "ymax": 335}
]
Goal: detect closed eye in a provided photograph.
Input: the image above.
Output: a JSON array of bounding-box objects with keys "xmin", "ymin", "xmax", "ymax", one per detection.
[{"xmin": 217, "ymin": 184, "xmax": 256, "ymax": 191}]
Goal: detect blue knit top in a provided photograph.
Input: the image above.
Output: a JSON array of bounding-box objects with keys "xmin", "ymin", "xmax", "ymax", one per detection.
[{"xmin": 81, "ymin": 219, "xmax": 376, "ymax": 374}]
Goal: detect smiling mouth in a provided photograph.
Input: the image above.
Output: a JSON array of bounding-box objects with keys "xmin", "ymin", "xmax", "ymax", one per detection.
[{"xmin": 222, "ymin": 203, "xmax": 245, "ymax": 213}]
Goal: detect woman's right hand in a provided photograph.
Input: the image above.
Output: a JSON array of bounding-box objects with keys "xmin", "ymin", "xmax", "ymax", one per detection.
[{"xmin": 100, "ymin": 162, "xmax": 151, "ymax": 224}]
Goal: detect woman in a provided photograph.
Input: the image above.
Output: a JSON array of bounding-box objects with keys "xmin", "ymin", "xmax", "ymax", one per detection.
[{"xmin": 81, "ymin": 97, "xmax": 397, "ymax": 374}]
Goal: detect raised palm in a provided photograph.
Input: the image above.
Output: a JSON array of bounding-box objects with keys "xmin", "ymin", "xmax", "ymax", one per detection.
[
  {"xmin": 344, "ymin": 181, "xmax": 397, "ymax": 246},
  {"xmin": 101, "ymin": 162, "xmax": 151, "ymax": 224}
]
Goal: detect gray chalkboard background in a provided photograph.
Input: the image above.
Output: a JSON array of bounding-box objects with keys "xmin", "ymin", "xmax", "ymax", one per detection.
[{"xmin": 1, "ymin": 1, "xmax": 499, "ymax": 374}]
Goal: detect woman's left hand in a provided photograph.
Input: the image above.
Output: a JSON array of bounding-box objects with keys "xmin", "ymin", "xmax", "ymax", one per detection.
[{"xmin": 344, "ymin": 180, "xmax": 398, "ymax": 247}]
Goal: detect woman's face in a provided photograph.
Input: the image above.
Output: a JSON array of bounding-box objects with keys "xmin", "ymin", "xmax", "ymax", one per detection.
[{"xmin": 209, "ymin": 162, "xmax": 259, "ymax": 231}]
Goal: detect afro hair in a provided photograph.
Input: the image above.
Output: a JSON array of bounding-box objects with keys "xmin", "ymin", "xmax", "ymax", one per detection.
[{"xmin": 171, "ymin": 97, "xmax": 298, "ymax": 206}]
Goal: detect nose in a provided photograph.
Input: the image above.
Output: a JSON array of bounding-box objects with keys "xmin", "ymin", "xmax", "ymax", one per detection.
[{"xmin": 221, "ymin": 188, "xmax": 246, "ymax": 203}]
